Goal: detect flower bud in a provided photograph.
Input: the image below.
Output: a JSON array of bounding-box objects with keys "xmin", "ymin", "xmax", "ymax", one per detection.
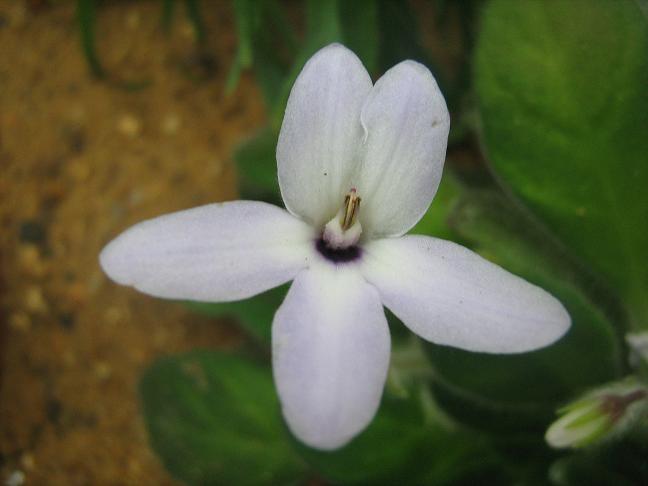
[
  {"xmin": 626, "ymin": 332, "xmax": 648, "ymax": 370},
  {"xmin": 545, "ymin": 379, "xmax": 648, "ymax": 449}
]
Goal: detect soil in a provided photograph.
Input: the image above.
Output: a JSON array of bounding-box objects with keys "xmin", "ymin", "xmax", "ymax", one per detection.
[{"xmin": 0, "ymin": 1, "xmax": 266, "ymax": 484}]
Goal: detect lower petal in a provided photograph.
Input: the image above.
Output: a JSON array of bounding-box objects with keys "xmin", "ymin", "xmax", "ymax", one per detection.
[
  {"xmin": 272, "ymin": 264, "xmax": 390, "ymax": 450},
  {"xmin": 361, "ymin": 236, "xmax": 570, "ymax": 353},
  {"xmin": 100, "ymin": 201, "xmax": 314, "ymax": 302}
]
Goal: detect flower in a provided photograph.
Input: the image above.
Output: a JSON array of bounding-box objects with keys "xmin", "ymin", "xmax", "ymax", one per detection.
[
  {"xmin": 626, "ymin": 331, "xmax": 648, "ymax": 369},
  {"xmin": 100, "ymin": 43, "xmax": 571, "ymax": 450},
  {"xmin": 545, "ymin": 379, "xmax": 648, "ymax": 449}
]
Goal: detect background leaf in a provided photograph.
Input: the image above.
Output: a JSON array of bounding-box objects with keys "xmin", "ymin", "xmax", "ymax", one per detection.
[
  {"xmin": 340, "ymin": 0, "xmax": 379, "ymax": 74},
  {"xmin": 141, "ymin": 351, "xmax": 507, "ymax": 485},
  {"xmin": 270, "ymin": 0, "xmax": 343, "ymax": 124},
  {"xmin": 410, "ymin": 173, "xmax": 462, "ymax": 241},
  {"xmin": 76, "ymin": 0, "xmax": 104, "ymax": 77},
  {"xmin": 549, "ymin": 430, "xmax": 648, "ymax": 486},
  {"xmin": 184, "ymin": 0, "xmax": 206, "ymax": 44},
  {"xmin": 475, "ymin": 0, "xmax": 648, "ymax": 329},
  {"xmin": 423, "ymin": 189, "xmax": 622, "ymax": 433},
  {"xmin": 298, "ymin": 391, "xmax": 504, "ymax": 485},
  {"xmin": 226, "ymin": 0, "xmax": 257, "ymax": 94},
  {"xmin": 140, "ymin": 351, "xmax": 307, "ymax": 485},
  {"xmin": 186, "ymin": 285, "xmax": 287, "ymax": 344},
  {"xmin": 231, "ymin": 127, "xmax": 282, "ymax": 205}
]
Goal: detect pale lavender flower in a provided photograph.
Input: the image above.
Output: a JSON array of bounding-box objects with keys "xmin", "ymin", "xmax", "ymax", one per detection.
[{"xmin": 100, "ymin": 44, "xmax": 570, "ymax": 450}]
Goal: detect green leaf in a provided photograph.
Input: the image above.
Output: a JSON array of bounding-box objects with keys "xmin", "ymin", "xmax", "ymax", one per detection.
[
  {"xmin": 232, "ymin": 0, "xmax": 255, "ymax": 68},
  {"xmin": 186, "ymin": 284, "xmax": 287, "ymax": 344},
  {"xmin": 340, "ymin": 0, "xmax": 379, "ymax": 74},
  {"xmin": 475, "ymin": 0, "xmax": 648, "ymax": 329},
  {"xmin": 226, "ymin": 0, "xmax": 257, "ymax": 95},
  {"xmin": 375, "ymin": 0, "xmax": 449, "ymax": 104},
  {"xmin": 297, "ymin": 391, "xmax": 503, "ymax": 485},
  {"xmin": 76, "ymin": 0, "xmax": 105, "ymax": 77},
  {"xmin": 231, "ymin": 127, "xmax": 282, "ymax": 204},
  {"xmin": 161, "ymin": 0, "xmax": 177, "ymax": 33},
  {"xmin": 424, "ymin": 190, "xmax": 622, "ymax": 433},
  {"xmin": 251, "ymin": 32, "xmax": 290, "ymax": 108},
  {"xmin": 248, "ymin": 0, "xmax": 297, "ymax": 106},
  {"xmin": 376, "ymin": 0, "xmax": 427, "ymax": 70},
  {"xmin": 549, "ymin": 430, "xmax": 648, "ymax": 486},
  {"xmin": 140, "ymin": 351, "xmax": 307, "ymax": 485},
  {"xmin": 141, "ymin": 352, "xmax": 507, "ymax": 485},
  {"xmin": 270, "ymin": 0, "xmax": 343, "ymax": 125},
  {"xmin": 410, "ymin": 173, "xmax": 462, "ymax": 241},
  {"xmin": 184, "ymin": 0, "xmax": 206, "ymax": 44}
]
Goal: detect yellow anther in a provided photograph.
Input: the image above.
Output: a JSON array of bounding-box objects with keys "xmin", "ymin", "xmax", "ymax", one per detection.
[{"xmin": 341, "ymin": 188, "xmax": 361, "ymax": 231}]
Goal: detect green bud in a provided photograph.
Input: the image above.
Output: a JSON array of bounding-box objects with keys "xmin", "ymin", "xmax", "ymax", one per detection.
[
  {"xmin": 545, "ymin": 379, "xmax": 648, "ymax": 449},
  {"xmin": 626, "ymin": 332, "xmax": 648, "ymax": 370}
]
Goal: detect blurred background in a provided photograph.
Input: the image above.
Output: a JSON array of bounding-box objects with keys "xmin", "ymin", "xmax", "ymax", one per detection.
[
  {"xmin": 0, "ymin": 1, "xmax": 263, "ymax": 483},
  {"xmin": 1, "ymin": 0, "xmax": 647, "ymax": 485}
]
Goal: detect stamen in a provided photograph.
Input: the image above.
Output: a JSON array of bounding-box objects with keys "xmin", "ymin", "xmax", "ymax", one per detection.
[
  {"xmin": 322, "ymin": 188, "xmax": 363, "ymax": 251},
  {"xmin": 341, "ymin": 188, "xmax": 361, "ymax": 231}
]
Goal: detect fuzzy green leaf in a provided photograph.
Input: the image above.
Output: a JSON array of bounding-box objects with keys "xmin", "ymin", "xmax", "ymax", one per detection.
[
  {"xmin": 140, "ymin": 351, "xmax": 307, "ymax": 485},
  {"xmin": 475, "ymin": 0, "xmax": 648, "ymax": 329}
]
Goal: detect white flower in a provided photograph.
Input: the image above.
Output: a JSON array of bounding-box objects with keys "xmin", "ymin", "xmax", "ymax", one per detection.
[{"xmin": 100, "ymin": 44, "xmax": 570, "ymax": 450}]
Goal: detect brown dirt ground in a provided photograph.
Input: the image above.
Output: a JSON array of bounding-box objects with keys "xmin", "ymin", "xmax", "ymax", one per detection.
[{"xmin": 0, "ymin": 1, "xmax": 267, "ymax": 484}]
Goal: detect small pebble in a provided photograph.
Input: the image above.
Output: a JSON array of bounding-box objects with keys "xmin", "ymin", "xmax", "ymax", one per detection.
[
  {"xmin": 117, "ymin": 114, "xmax": 142, "ymax": 137},
  {"xmin": 18, "ymin": 245, "xmax": 46, "ymax": 277},
  {"xmin": 25, "ymin": 286, "xmax": 48, "ymax": 314},
  {"xmin": 94, "ymin": 362, "xmax": 112, "ymax": 381},
  {"xmin": 19, "ymin": 453, "xmax": 34, "ymax": 471},
  {"xmin": 161, "ymin": 114, "xmax": 180, "ymax": 135},
  {"xmin": 104, "ymin": 307, "xmax": 123, "ymax": 326},
  {"xmin": 67, "ymin": 104, "xmax": 86, "ymax": 124},
  {"xmin": 68, "ymin": 160, "xmax": 91, "ymax": 182}
]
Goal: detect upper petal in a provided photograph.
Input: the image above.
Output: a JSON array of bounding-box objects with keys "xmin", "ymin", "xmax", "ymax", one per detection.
[
  {"xmin": 99, "ymin": 201, "xmax": 314, "ymax": 302},
  {"xmin": 272, "ymin": 263, "xmax": 390, "ymax": 450},
  {"xmin": 361, "ymin": 236, "xmax": 570, "ymax": 353},
  {"xmin": 277, "ymin": 43, "xmax": 373, "ymax": 228},
  {"xmin": 355, "ymin": 61, "xmax": 450, "ymax": 237}
]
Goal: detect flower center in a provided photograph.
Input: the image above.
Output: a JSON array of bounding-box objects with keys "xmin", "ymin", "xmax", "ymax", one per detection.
[{"xmin": 317, "ymin": 188, "xmax": 363, "ymax": 262}]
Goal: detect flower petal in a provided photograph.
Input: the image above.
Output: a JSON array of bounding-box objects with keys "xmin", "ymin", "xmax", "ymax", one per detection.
[
  {"xmin": 361, "ymin": 236, "xmax": 570, "ymax": 353},
  {"xmin": 356, "ymin": 61, "xmax": 450, "ymax": 237},
  {"xmin": 272, "ymin": 263, "xmax": 390, "ymax": 450},
  {"xmin": 99, "ymin": 201, "xmax": 314, "ymax": 302},
  {"xmin": 277, "ymin": 43, "xmax": 373, "ymax": 227}
]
